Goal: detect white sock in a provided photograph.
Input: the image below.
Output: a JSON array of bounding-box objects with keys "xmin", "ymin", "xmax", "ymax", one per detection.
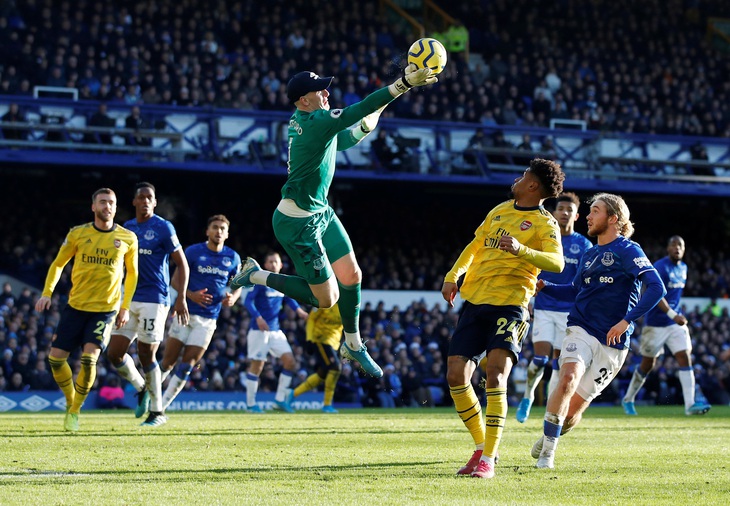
[
  {"xmin": 623, "ymin": 368, "xmax": 647, "ymax": 403},
  {"xmin": 160, "ymin": 368, "xmax": 172, "ymax": 383},
  {"xmin": 344, "ymin": 331, "xmax": 363, "ymax": 349},
  {"xmin": 161, "ymin": 375, "xmax": 186, "ymax": 411},
  {"xmin": 677, "ymin": 368, "xmax": 695, "ymax": 409},
  {"xmin": 116, "ymin": 354, "xmax": 146, "ymax": 391},
  {"xmin": 276, "ymin": 370, "xmax": 294, "ymax": 402},
  {"xmin": 145, "ymin": 363, "xmax": 162, "ymax": 412},
  {"xmin": 250, "ymin": 270, "xmax": 270, "ymax": 285},
  {"xmin": 245, "ymin": 373, "xmax": 259, "ymax": 406},
  {"xmin": 524, "ymin": 360, "xmax": 546, "ymax": 402}
]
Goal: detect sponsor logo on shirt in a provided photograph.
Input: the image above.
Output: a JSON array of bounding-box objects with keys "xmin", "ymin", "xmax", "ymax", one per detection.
[
  {"xmin": 633, "ymin": 256, "xmax": 652, "ymax": 269},
  {"xmin": 139, "ymin": 248, "xmax": 153, "ymax": 255},
  {"xmin": 564, "ymin": 257, "xmax": 579, "ymax": 264},
  {"xmin": 197, "ymin": 265, "xmax": 229, "ymax": 276}
]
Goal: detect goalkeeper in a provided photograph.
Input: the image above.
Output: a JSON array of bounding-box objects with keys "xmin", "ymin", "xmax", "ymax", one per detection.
[{"xmin": 231, "ymin": 65, "xmax": 437, "ymax": 378}]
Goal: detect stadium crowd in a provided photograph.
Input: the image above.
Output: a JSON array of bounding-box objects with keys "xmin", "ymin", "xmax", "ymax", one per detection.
[{"xmin": 0, "ymin": 0, "xmax": 728, "ymax": 137}]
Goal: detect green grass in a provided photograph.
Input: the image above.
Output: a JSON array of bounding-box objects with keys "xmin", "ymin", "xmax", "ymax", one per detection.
[{"xmin": 1, "ymin": 406, "xmax": 729, "ymax": 505}]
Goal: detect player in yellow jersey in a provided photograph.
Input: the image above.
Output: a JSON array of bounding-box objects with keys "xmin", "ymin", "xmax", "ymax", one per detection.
[
  {"xmin": 291, "ymin": 304, "xmax": 344, "ymax": 413},
  {"xmin": 442, "ymin": 158, "xmax": 565, "ymax": 479},
  {"xmin": 35, "ymin": 188, "xmax": 138, "ymax": 431}
]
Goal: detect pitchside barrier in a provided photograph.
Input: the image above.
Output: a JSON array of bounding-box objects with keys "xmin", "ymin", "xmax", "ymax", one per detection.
[{"xmin": 0, "ymin": 391, "xmax": 361, "ymax": 413}]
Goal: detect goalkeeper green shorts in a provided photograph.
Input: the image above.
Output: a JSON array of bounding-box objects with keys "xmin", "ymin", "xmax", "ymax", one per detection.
[{"xmin": 272, "ymin": 206, "xmax": 353, "ymax": 285}]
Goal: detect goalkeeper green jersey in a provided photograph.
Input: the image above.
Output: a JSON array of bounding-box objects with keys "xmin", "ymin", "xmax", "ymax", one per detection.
[{"xmin": 282, "ymin": 87, "xmax": 394, "ymax": 212}]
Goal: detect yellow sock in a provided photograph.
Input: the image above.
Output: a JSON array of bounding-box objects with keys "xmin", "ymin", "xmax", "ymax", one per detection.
[
  {"xmin": 484, "ymin": 387, "xmax": 508, "ymax": 459},
  {"xmin": 70, "ymin": 353, "xmax": 97, "ymax": 415},
  {"xmin": 323, "ymin": 369, "xmax": 341, "ymax": 406},
  {"xmin": 450, "ymin": 383, "xmax": 485, "ymax": 447},
  {"xmin": 294, "ymin": 373, "xmax": 323, "ymax": 397},
  {"xmin": 48, "ymin": 356, "xmax": 75, "ymax": 409}
]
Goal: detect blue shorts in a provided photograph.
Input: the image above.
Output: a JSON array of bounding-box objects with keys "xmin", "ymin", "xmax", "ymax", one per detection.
[
  {"xmin": 448, "ymin": 301, "xmax": 530, "ymax": 361},
  {"xmin": 53, "ymin": 305, "xmax": 115, "ymax": 352}
]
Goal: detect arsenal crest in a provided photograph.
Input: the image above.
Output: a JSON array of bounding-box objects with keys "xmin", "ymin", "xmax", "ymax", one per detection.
[
  {"xmin": 520, "ymin": 220, "xmax": 532, "ymax": 231},
  {"xmin": 114, "ymin": 239, "xmax": 121, "ymax": 248}
]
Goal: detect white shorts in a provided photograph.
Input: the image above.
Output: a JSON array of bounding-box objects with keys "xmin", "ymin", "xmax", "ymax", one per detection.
[
  {"xmin": 247, "ymin": 329, "xmax": 292, "ymax": 361},
  {"xmin": 114, "ymin": 301, "xmax": 169, "ymax": 344},
  {"xmin": 559, "ymin": 326, "xmax": 629, "ymax": 402},
  {"xmin": 168, "ymin": 314, "xmax": 217, "ymax": 349},
  {"xmin": 639, "ymin": 324, "xmax": 691, "ymax": 358},
  {"xmin": 532, "ymin": 309, "xmax": 568, "ymax": 349}
]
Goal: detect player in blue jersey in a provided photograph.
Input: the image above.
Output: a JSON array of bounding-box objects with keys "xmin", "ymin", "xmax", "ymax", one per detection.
[
  {"xmin": 107, "ymin": 182, "xmax": 190, "ymax": 427},
  {"xmin": 243, "ymin": 251, "xmax": 309, "ymax": 413},
  {"xmin": 621, "ymin": 236, "xmax": 711, "ymax": 416},
  {"xmin": 158, "ymin": 215, "xmax": 242, "ymax": 411},
  {"xmin": 516, "ymin": 192, "xmax": 592, "ymax": 423},
  {"xmin": 531, "ymin": 193, "xmax": 666, "ymax": 469}
]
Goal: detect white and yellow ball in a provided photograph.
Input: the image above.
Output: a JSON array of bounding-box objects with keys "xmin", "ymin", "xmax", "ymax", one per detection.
[{"xmin": 407, "ymin": 38, "xmax": 448, "ymax": 75}]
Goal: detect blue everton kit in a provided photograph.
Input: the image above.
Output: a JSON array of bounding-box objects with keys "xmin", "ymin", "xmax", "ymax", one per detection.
[
  {"xmin": 124, "ymin": 214, "xmax": 181, "ymax": 305},
  {"xmin": 543, "ymin": 236, "xmax": 666, "ymax": 350},
  {"xmin": 185, "ymin": 242, "xmax": 241, "ymax": 320},
  {"xmin": 644, "ymin": 256, "xmax": 686, "ymax": 327},
  {"xmin": 244, "ymin": 285, "xmax": 302, "ymax": 331},
  {"xmin": 534, "ymin": 232, "xmax": 592, "ymax": 312}
]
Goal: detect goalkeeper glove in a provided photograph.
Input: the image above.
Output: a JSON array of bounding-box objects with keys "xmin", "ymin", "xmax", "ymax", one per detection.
[
  {"xmin": 389, "ymin": 63, "xmax": 438, "ymax": 96},
  {"xmin": 353, "ymin": 106, "xmax": 386, "ymax": 140},
  {"xmin": 361, "ymin": 106, "xmax": 386, "ymax": 133}
]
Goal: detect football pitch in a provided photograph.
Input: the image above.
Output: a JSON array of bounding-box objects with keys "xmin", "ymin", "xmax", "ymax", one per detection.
[{"xmin": 1, "ymin": 406, "xmax": 728, "ymax": 505}]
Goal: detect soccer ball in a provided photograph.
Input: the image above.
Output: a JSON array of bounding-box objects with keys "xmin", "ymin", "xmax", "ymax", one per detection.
[{"xmin": 407, "ymin": 38, "xmax": 448, "ymax": 75}]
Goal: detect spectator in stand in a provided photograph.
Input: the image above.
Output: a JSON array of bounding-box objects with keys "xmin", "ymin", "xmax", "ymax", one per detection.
[
  {"xmin": 1, "ymin": 103, "xmax": 27, "ymax": 141},
  {"xmin": 371, "ymin": 129, "xmax": 405, "ymax": 171},
  {"xmin": 85, "ymin": 103, "xmax": 116, "ymax": 144},
  {"xmin": 463, "ymin": 128, "xmax": 490, "ymax": 166},
  {"xmin": 334, "ymin": 363, "xmax": 361, "ymax": 404},
  {"xmin": 690, "ymin": 142, "xmax": 713, "ymax": 176},
  {"xmin": 540, "ymin": 136, "xmax": 558, "ymax": 160},
  {"xmin": 28, "ymin": 358, "xmax": 55, "ymax": 390},
  {"xmin": 125, "ymin": 106, "xmax": 151, "ymax": 146},
  {"xmin": 97, "ymin": 375, "xmax": 128, "ymax": 409}
]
